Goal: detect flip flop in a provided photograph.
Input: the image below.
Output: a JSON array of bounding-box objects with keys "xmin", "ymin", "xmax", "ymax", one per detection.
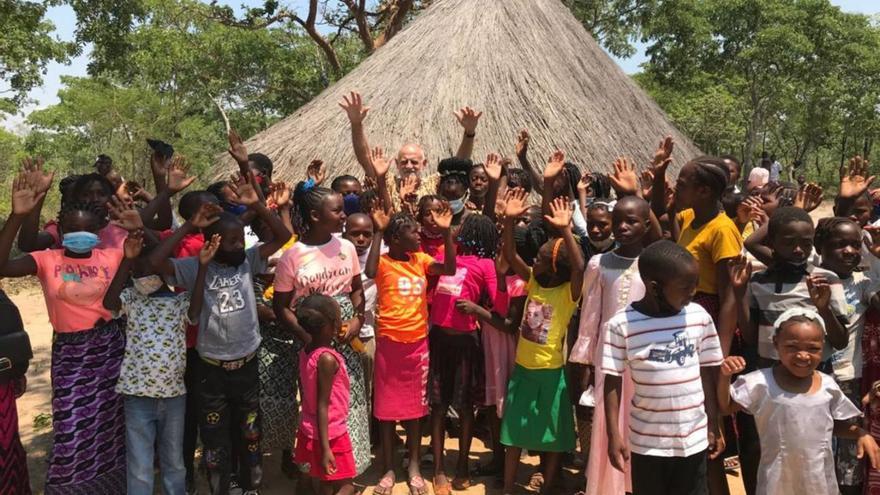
[
  {"xmin": 407, "ymin": 475, "xmax": 429, "ymax": 495},
  {"xmin": 452, "ymin": 477, "xmax": 472, "ymax": 490},
  {"xmin": 433, "ymin": 476, "xmax": 452, "ymax": 495},
  {"xmin": 374, "ymin": 473, "xmax": 396, "ymax": 495}
]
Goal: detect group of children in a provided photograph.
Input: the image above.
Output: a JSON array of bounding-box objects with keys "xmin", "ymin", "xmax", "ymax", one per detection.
[{"xmin": 3, "ymin": 90, "xmax": 880, "ymax": 495}]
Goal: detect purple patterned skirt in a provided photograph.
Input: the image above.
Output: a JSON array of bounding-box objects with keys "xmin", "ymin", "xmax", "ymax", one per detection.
[{"xmin": 45, "ymin": 320, "xmax": 126, "ymax": 494}]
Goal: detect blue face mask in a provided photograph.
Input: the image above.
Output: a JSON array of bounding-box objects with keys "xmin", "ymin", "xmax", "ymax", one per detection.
[
  {"xmin": 62, "ymin": 231, "xmax": 99, "ymax": 253},
  {"xmin": 223, "ymin": 203, "xmax": 248, "ymax": 216},
  {"xmin": 343, "ymin": 193, "xmax": 361, "ymax": 216},
  {"xmin": 448, "ymin": 197, "xmax": 466, "ymax": 215}
]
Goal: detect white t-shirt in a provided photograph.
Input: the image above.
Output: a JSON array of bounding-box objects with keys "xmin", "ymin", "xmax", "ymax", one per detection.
[
  {"xmin": 601, "ymin": 303, "xmax": 724, "ymax": 457},
  {"xmin": 769, "ymin": 161, "xmax": 783, "ymax": 182},
  {"xmin": 832, "ymin": 272, "xmax": 880, "ymax": 381}
]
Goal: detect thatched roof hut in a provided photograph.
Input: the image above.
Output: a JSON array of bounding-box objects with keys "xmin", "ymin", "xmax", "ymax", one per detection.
[{"xmin": 213, "ymin": 0, "xmax": 701, "ymax": 182}]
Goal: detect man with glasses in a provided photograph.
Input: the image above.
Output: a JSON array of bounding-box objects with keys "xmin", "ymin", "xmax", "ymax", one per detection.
[{"xmin": 340, "ymin": 91, "xmax": 482, "ymax": 210}]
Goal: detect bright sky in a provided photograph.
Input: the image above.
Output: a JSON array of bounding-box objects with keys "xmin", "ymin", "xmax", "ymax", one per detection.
[{"xmin": 2, "ymin": 0, "xmax": 877, "ymax": 132}]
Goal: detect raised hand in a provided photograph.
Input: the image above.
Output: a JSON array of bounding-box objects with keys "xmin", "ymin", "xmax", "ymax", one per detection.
[
  {"xmin": 369, "ymin": 203, "xmax": 390, "ymax": 232},
  {"xmin": 123, "ymin": 229, "xmax": 144, "ymax": 259},
  {"xmin": 543, "ymin": 150, "xmax": 566, "ymax": 181},
  {"xmin": 737, "ymin": 196, "xmax": 762, "ymax": 225},
  {"xmin": 166, "ymin": 155, "xmax": 196, "ymax": 194},
  {"xmin": 398, "ymin": 174, "xmax": 419, "ymax": 205},
  {"xmin": 865, "ymin": 226, "xmax": 880, "ymax": 259},
  {"xmin": 307, "ymin": 159, "xmax": 326, "ymax": 186},
  {"xmin": 720, "ymin": 356, "xmax": 747, "ymax": 377},
  {"xmin": 199, "ymin": 234, "xmax": 221, "ymax": 265},
  {"xmin": 150, "ymin": 150, "xmax": 169, "ymax": 179},
  {"xmin": 577, "ymin": 174, "xmax": 592, "ymax": 195},
  {"xmin": 727, "ymin": 255, "xmax": 753, "ymax": 294},
  {"xmin": 455, "ymin": 106, "xmax": 483, "ymax": 134},
  {"xmin": 11, "ymin": 171, "xmax": 45, "ymax": 215},
  {"xmin": 503, "ymin": 187, "xmax": 530, "ymax": 218},
  {"xmin": 127, "ymin": 181, "xmax": 153, "ymax": 202},
  {"xmin": 227, "ymin": 129, "xmax": 249, "ymax": 165},
  {"xmin": 107, "ymin": 196, "xmax": 145, "ymax": 232},
  {"xmin": 21, "ymin": 156, "xmax": 54, "ymax": 195},
  {"xmin": 609, "ymin": 156, "xmax": 640, "ymax": 197},
  {"xmin": 515, "ymin": 129, "xmax": 530, "ymax": 160},
  {"xmin": 431, "ymin": 205, "xmax": 454, "ymax": 231},
  {"xmin": 544, "ymin": 196, "xmax": 574, "ymax": 230},
  {"xmin": 190, "ymin": 203, "xmax": 223, "ymax": 229},
  {"xmin": 839, "ymin": 155, "xmax": 874, "ymax": 200},
  {"xmin": 806, "ymin": 275, "xmax": 832, "ymax": 311},
  {"xmin": 484, "ymin": 152, "xmax": 503, "ymax": 181},
  {"xmin": 793, "ymin": 182, "xmax": 823, "ymax": 212},
  {"xmin": 267, "ymin": 181, "xmax": 291, "ymax": 209},
  {"xmin": 228, "ymin": 179, "xmax": 260, "ymax": 206},
  {"xmin": 652, "ymin": 135, "xmax": 674, "ymax": 167},
  {"xmin": 640, "ymin": 169, "xmax": 655, "ymax": 200},
  {"xmin": 338, "ymin": 91, "xmax": 369, "ymax": 125},
  {"xmin": 370, "ymin": 147, "xmax": 391, "ymax": 178}
]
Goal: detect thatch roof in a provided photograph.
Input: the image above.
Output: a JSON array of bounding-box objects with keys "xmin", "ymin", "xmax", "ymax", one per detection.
[{"xmin": 213, "ymin": 0, "xmax": 701, "ymax": 182}]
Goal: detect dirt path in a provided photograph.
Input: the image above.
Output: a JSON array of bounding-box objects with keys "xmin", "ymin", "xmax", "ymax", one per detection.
[{"xmin": 11, "ymin": 278, "xmax": 746, "ymax": 494}]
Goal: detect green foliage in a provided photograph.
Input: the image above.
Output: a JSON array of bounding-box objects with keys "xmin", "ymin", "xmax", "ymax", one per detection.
[
  {"xmin": 0, "ymin": 1, "xmax": 73, "ymax": 112},
  {"xmin": 562, "ymin": 0, "xmax": 658, "ymax": 58}
]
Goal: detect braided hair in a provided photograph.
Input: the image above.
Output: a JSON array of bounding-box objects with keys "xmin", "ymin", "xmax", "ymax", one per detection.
[
  {"xmin": 589, "ymin": 173, "xmax": 613, "ymax": 200},
  {"xmin": 513, "ymin": 219, "xmax": 550, "ymax": 266},
  {"xmin": 456, "ymin": 213, "xmax": 498, "ymax": 259},
  {"xmin": 292, "ymin": 181, "xmax": 334, "ymax": 236},
  {"xmin": 383, "ymin": 211, "xmax": 420, "ymax": 244},
  {"xmin": 438, "ymin": 157, "xmax": 473, "ymax": 191},
  {"xmin": 295, "ymin": 294, "xmax": 341, "ymax": 338},
  {"xmin": 814, "ymin": 217, "xmax": 859, "ymax": 252},
  {"xmin": 563, "ymin": 162, "xmax": 582, "ymax": 198},
  {"xmin": 56, "ymin": 200, "xmax": 106, "ymax": 234}
]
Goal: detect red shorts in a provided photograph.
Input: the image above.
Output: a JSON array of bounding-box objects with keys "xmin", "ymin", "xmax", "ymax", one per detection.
[{"xmin": 294, "ymin": 430, "xmax": 356, "ymax": 481}]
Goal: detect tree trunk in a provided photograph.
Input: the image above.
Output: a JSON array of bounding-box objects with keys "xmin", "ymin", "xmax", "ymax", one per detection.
[{"xmin": 374, "ymin": 0, "xmax": 414, "ymax": 49}]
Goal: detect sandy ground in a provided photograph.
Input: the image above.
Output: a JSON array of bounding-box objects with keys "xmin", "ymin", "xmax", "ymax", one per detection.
[{"xmin": 12, "ymin": 278, "xmax": 747, "ymax": 494}]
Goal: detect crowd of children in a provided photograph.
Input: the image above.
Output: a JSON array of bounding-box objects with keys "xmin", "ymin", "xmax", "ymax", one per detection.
[{"xmin": 4, "ymin": 90, "xmax": 880, "ymax": 495}]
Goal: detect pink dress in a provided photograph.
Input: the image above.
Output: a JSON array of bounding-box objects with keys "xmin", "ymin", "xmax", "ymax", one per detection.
[
  {"xmin": 482, "ymin": 275, "xmax": 526, "ymax": 417},
  {"xmin": 569, "ymin": 252, "xmax": 644, "ymax": 495}
]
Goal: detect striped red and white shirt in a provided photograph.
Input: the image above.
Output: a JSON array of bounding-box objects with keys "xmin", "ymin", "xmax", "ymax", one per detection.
[{"xmin": 601, "ymin": 303, "xmax": 724, "ymax": 457}]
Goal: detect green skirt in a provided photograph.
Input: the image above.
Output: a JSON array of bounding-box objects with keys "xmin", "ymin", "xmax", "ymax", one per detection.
[{"xmin": 500, "ymin": 364, "xmax": 575, "ymax": 452}]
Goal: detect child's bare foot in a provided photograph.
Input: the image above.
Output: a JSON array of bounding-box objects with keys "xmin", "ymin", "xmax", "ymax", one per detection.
[
  {"xmin": 432, "ymin": 473, "xmax": 451, "ymax": 495},
  {"xmin": 374, "ymin": 470, "xmax": 395, "ymax": 495}
]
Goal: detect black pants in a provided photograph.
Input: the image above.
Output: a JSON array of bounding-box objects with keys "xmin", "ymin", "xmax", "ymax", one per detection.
[
  {"xmin": 183, "ymin": 348, "xmax": 200, "ymax": 483},
  {"xmin": 197, "ymin": 355, "xmax": 262, "ymax": 494},
  {"xmin": 631, "ymin": 450, "xmax": 707, "ymax": 495}
]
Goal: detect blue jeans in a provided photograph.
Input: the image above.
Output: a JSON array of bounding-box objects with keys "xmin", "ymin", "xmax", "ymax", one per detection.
[{"xmin": 124, "ymin": 394, "xmax": 187, "ymax": 495}]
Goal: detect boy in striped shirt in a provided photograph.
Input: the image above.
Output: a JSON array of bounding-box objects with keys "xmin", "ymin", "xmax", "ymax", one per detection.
[{"xmin": 602, "ymin": 241, "xmax": 724, "ymax": 495}]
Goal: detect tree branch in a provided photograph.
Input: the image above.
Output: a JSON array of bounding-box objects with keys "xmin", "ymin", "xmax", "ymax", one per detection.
[
  {"xmin": 341, "ymin": 0, "xmax": 375, "ymax": 53},
  {"xmin": 374, "ymin": 0, "xmax": 414, "ymax": 49},
  {"xmin": 293, "ymin": 0, "xmax": 342, "ymax": 75}
]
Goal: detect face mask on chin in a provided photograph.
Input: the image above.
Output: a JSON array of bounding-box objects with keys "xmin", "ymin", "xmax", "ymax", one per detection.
[
  {"xmin": 589, "ymin": 236, "xmax": 615, "ymax": 252},
  {"xmin": 448, "ymin": 196, "xmax": 466, "ymax": 215},
  {"xmin": 133, "ymin": 275, "xmax": 164, "ymax": 295}
]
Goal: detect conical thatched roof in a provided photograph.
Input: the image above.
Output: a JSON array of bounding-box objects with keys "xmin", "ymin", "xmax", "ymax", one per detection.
[{"xmin": 214, "ymin": 0, "xmax": 701, "ymax": 182}]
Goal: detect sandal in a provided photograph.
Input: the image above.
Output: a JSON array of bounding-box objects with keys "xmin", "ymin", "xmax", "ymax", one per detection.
[
  {"xmin": 374, "ymin": 472, "xmax": 396, "ymax": 495},
  {"xmin": 527, "ymin": 472, "xmax": 544, "ymax": 492},
  {"xmin": 433, "ymin": 475, "xmax": 452, "ymax": 495},
  {"xmin": 452, "ymin": 477, "xmax": 472, "ymax": 490},
  {"xmin": 407, "ymin": 475, "xmax": 429, "ymax": 495}
]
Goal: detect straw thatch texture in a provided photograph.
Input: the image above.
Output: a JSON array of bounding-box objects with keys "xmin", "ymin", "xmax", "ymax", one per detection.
[{"xmin": 212, "ymin": 0, "xmax": 701, "ymax": 182}]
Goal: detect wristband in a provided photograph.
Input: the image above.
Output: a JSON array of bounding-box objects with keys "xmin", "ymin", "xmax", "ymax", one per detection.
[{"xmin": 464, "ymin": 131, "xmax": 476, "ymax": 138}]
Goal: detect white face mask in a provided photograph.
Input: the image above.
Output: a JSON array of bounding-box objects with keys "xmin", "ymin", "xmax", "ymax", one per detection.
[
  {"xmin": 133, "ymin": 275, "xmax": 164, "ymax": 295},
  {"xmin": 589, "ymin": 236, "xmax": 615, "ymax": 252}
]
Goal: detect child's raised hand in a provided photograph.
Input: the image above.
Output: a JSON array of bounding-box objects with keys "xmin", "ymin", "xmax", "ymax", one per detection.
[
  {"xmin": 21, "ymin": 156, "xmax": 54, "ymax": 195},
  {"xmin": 11, "ymin": 170, "xmax": 45, "ymax": 215},
  {"xmin": 399, "ymin": 173, "xmax": 419, "ymax": 204},
  {"xmin": 431, "ymin": 205, "xmax": 453, "ymax": 231},
  {"xmin": 652, "ymin": 135, "xmax": 675, "ymax": 168},
  {"xmin": 370, "ymin": 147, "xmax": 391, "ymax": 178},
  {"xmin": 455, "ymin": 106, "xmax": 483, "ymax": 135},
  {"xmin": 858, "ymin": 432, "xmax": 880, "ymax": 470},
  {"xmin": 267, "ymin": 181, "xmax": 291, "ymax": 209},
  {"xmin": 640, "ymin": 169, "xmax": 654, "ymax": 200},
  {"xmin": 865, "ymin": 226, "xmax": 880, "ymax": 260},
  {"xmin": 839, "ymin": 155, "xmax": 874, "ymax": 200},
  {"xmin": 609, "ymin": 156, "xmax": 640, "ymax": 197},
  {"xmin": 307, "ymin": 159, "xmax": 326, "ymax": 186},
  {"xmin": 338, "ymin": 91, "xmax": 369, "ymax": 125},
  {"xmin": 227, "ymin": 129, "xmax": 249, "ymax": 165},
  {"xmin": 793, "ymin": 182, "xmax": 823, "ymax": 213},
  {"xmin": 806, "ymin": 275, "xmax": 832, "ymax": 311},
  {"xmin": 199, "ymin": 234, "xmax": 221, "ymax": 266},
  {"xmin": 577, "ymin": 173, "xmax": 592, "ymax": 195},
  {"xmin": 720, "ymin": 356, "xmax": 747, "ymax": 377},
  {"xmin": 166, "ymin": 156, "xmax": 196, "ymax": 194},
  {"xmin": 543, "ymin": 196, "xmax": 574, "ymax": 230},
  {"xmin": 369, "ymin": 203, "xmax": 390, "ymax": 232},
  {"xmin": 727, "ymin": 255, "xmax": 752, "ymax": 294},
  {"xmin": 503, "ymin": 187, "xmax": 529, "ymax": 218},
  {"xmin": 543, "ymin": 150, "xmax": 566, "ymax": 181},
  {"xmin": 190, "ymin": 203, "xmax": 222, "ymax": 229},
  {"xmin": 484, "ymin": 152, "xmax": 503, "ymax": 182},
  {"xmin": 227, "ymin": 177, "xmax": 260, "ymax": 206},
  {"xmin": 108, "ymin": 196, "xmax": 145, "ymax": 232},
  {"xmin": 123, "ymin": 229, "xmax": 144, "ymax": 259},
  {"xmin": 515, "ymin": 129, "xmax": 530, "ymax": 160}
]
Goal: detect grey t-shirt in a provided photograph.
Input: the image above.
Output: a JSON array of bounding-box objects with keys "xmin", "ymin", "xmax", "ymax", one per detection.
[{"xmin": 167, "ymin": 246, "xmax": 265, "ymax": 360}]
